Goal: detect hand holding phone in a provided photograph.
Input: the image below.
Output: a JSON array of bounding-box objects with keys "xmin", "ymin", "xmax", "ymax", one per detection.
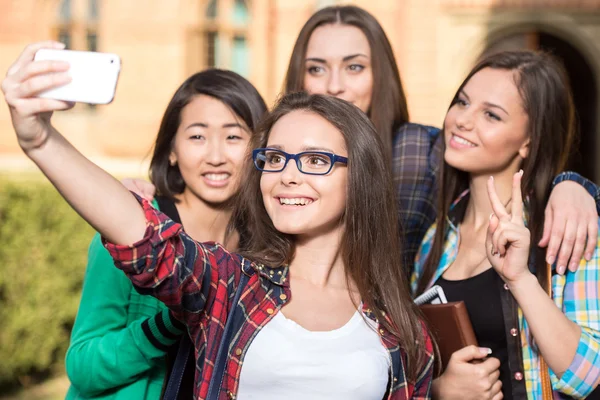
[{"xmin": 34, "ymin": 49, "xmax": 121, "ymax": 104}]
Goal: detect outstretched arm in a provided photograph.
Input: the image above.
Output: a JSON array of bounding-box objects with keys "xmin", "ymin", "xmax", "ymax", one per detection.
[{"xmin": 2, "ymin": 41, "xmax": 145, "ymax": 245}]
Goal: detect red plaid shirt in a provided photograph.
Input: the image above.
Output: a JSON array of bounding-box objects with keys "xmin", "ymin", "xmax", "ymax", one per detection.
[{"xmin": 104, "ymin": 197, "xmax": 435, "ymax": 399}]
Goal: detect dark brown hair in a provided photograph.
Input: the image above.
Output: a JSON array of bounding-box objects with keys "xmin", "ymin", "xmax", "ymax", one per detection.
[
  {"xmin": 232, "ymin": 92, "xmax": 427, "ymax": 380},
  {"xmin": 416, "ymin": 50, "xmax": 577, "ymax": 295},
  {"xmin": 149, "ymin": 69, "xmax": 267, "ymax": 200},
  {"xmin": 283, "ymin": 5, "xmax": 409, "ymax": 156}
]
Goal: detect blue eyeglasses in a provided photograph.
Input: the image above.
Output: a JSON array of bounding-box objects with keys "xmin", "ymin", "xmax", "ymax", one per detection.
[{"xmin": 252, "ymin": 148, "xmax": 348, "ymax": 175}]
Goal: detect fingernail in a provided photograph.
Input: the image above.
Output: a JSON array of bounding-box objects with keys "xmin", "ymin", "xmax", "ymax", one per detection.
[
  {"xmin": 547, "ymin": 255, "xmax": 555, "ymax": 265},
  {"xmin": 585, "ymin": 253, "xmax": 592, "ymax": 261},
  {"xmin": 489, "ymin": 213, "xmax": 494, "ymax": 221},
  {"xmin": 479, "ymin": 347, "xmax": 493, "ymax": 355},
  {"xmin": 569, "ymin": 261, "xmax": 578, "ymax": 271},
  {"xmin": 558, "ymin": 265, "xmax": 566, "ymax": 274},
  {"xmin": 519, "ymin": 169, "xmax": 524, "ymax": 176},
  {"xmin": 489, "ymin": 176, "xmax": 494, "ymax": 181}
]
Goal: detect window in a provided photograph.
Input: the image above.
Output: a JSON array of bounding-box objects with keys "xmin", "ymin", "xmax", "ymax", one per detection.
[
  {"xmin": 197, "ymin": 0, "xmax": 250, "ymax": 77},
  {"xmin": 55, "ymin": 0, "xmax": 100, "ymax": 109},
  {"xmin": 56, "ymin": 0, "xmax": 99, "ymax": 52}
]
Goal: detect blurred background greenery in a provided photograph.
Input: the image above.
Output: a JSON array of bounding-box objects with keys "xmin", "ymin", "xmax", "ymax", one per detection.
[{"xmin": 0, "ymin": 176, "xmax": 94, "ymax": 399}]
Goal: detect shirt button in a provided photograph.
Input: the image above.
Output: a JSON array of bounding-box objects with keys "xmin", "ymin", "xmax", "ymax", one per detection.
[
  {"xmin": 510, "ymin": 328, "xmax": 518, "ymax": 336},
  {"xmin": 504, "ymin": 283, "xmax": 509, "ymax": 290},
  {"xmin": 514, "ymin": 372, "xmax": 523, "ymax": 381},
  {"xmin": 228, "ymin": 391, "xmax": 235, "ymax": 399},
  {"xmin": 379, "ymin": 329, "xmax": 385, "ymax": 335},
  {"xmin": 279, "ymin": 294, "xmax": 287, "ymax": 300},
  {"xmin": 267, "ymin": 308, "xmax": 274, "ymax": 315},
  {"xmin": 235, "ymin": 348, "xmax": 242, "ymax": 356}
]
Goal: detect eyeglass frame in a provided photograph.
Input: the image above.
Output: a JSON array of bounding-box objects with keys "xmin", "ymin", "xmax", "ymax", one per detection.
[{"xmin": 252, "ymin": 148, "xmax": 348, "ymax": 176}]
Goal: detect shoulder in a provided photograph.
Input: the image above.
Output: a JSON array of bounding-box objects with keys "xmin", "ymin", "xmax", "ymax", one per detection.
[
  {"xmin": 393, "ymin": 123, "xmax": 441, "ymax": 142},
  {"xmin": 83, "ymin": 233, "xmax": 133, "ymax": 294}
]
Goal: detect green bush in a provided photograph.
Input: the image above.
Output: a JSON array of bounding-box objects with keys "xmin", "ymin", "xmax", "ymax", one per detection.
[{"xmin": 0, "ymin": 177, "xmax": 94, "ymax": 390}]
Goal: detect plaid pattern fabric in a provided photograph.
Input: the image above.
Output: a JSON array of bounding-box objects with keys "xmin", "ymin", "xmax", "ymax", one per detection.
[
  {"xmin": 411, "ymin": 191, "xmax": 600, "ymax": 399},
  {"xmin": 104, "ymin": 196, "xmax": 435, "ymax": 400},
  {"xmin": 392, "ymin": 123, "xmax": 443, "ymax": 273}
]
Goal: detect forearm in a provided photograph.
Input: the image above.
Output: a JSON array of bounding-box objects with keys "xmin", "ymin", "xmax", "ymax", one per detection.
[
  {"xmin": 509, "ymin": 273, "xmax": 581, "ymax": 376},
  {"xmin": 25, "ymin": 126, "xmax": 146, "ymax": 244}
]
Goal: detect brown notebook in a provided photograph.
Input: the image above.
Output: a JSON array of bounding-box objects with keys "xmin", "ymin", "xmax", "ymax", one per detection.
[{"xmin": 419, "ymin": 301, "xmax": 478, "ymax": 370}]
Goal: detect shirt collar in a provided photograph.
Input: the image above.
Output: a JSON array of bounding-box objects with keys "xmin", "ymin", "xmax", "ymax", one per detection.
[
  {"xmin": 247, "ymin": 261, "xmax": 290, "ymax": 287},
  {"xmin": 447, "ymin": 189, "xmax": 470, "ymax": 229}
]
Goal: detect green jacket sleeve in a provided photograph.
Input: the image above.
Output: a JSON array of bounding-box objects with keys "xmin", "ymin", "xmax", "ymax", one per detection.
[{"xmin": 65, "ymin": 233, "xmax": 184, "ymax": 397}]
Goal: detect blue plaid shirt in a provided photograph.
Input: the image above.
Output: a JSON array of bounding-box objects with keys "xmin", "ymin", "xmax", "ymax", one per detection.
[{"xmin": 392, "ymin": 123, "xmax": 442, "ymax": 271}]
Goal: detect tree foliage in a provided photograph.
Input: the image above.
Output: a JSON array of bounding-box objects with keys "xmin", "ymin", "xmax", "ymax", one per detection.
[{"xmin": 0, "ymin": 178, "xmax": 93, "ymax": 388}]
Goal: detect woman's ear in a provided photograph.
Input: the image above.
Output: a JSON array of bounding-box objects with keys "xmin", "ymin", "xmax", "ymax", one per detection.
[{"xmin": 518, "ymin": 138, "xmax": 530, "ymax": 159}]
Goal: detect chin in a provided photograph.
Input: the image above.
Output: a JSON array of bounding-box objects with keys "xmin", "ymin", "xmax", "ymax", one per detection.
[
  {"xmin": 444, "ymin": 152, "xmax": 473, "ymax": 173},
  {"xmin": 195, "ymin": 192, "xmax": 234, "ymax": 207},
  {"xmin": 271, "ymin": 221, "xmax": 306, "ymax": 235}
]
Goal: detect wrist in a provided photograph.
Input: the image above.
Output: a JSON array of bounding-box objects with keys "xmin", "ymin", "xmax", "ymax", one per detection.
[
  {"xmin": 431, "ymin": 375, "xmax": 446, "ymax": 400},
  {"xmin": 506, "ymin": 271, "xmax": 537, "ymax": 293},
  {"xmin": 19, "ymin": 126, "xmax": 53, "ymax": 153}
]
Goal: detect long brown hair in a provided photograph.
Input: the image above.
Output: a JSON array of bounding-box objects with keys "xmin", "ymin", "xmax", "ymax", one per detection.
[
  {"xmin": 232, "ymin": 92, "xmax": 427, "ymax": 380},
  {"xmin": 416, "ymin": 50, "xmax": 577, "ymax": 295},
  {"xmin": 283, "ymin": 5, "xmax": 409, "ymax": 156}
]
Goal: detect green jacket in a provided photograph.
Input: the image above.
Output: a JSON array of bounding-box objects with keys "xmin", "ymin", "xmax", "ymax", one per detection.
[{"xmin": 65, "ymin": 230, "xmax": 184, "ymax": 400}]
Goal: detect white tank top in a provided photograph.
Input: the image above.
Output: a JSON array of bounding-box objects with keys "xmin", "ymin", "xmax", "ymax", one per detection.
[{"xmin": 236, "ymin": 309, "xmax": 391, "ymax": 399}]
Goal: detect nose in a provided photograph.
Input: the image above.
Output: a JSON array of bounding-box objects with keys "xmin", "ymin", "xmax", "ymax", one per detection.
[
  {"xmin": 455, "ymin": 108, "xmax": 474, "ymax": 131},
  {"xmin": 205, "ymin": 137, "xmax": 227, "ymax": 166},
  {"xmin": 326, "ymin": 69, "xmax": 345, "ymax": 97},
  {"xmin": 280, "ymin": 157, "xmax": 303, "ymax": 186}
]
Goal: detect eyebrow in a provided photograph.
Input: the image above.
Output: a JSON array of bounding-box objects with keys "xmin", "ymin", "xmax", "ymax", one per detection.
[
  {"xmin": 459, "ymin": 90, "xmax": 509, "ymax": 116},
  {"xmin": 305, "ymin": 53, "xmax": 369, "ymax": 64},
  {"xmin": 267, "ymin": 145, "xmax": 337, "ymax": 153},
  {"xmin": 184, "ymin": 122, "xmax": 245, "ymax": 131}
]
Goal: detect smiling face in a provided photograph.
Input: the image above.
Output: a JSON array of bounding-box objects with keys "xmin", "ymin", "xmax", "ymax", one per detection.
[
  {"xmin": 260, "ymin": 110, "xmax": 348, "ymax": 238},
  {"xmin": 169, "ymin": 94, "xmax": 250, "ymax": 205},
  {"xmin": 443, "ymin": 67, "xmax": 531, "ymax": 176},
  {"xmin": 303, "ymin": 24, "xmax": 373, "ymax": 113}
]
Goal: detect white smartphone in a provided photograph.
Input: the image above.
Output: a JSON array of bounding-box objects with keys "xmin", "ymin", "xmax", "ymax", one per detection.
[{"xmin": 34, "ymin": 49, "xmax": 121, "ymax": 105}]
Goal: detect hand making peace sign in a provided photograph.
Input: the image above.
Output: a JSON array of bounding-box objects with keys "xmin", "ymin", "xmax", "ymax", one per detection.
[{"xmin": 486, "ymin": 170, "xmax": 533, "ymax": 284}]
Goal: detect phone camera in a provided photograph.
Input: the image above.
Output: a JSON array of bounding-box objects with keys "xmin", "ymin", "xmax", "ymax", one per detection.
[{"xmin": 110, "ymin": 59, "xmax": 114, "ymax": 64}]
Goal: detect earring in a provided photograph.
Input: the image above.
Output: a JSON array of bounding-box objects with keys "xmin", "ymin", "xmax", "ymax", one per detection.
[{"xmin": 169, "ymin": 159, "xmax": 176, "ymax": 167}]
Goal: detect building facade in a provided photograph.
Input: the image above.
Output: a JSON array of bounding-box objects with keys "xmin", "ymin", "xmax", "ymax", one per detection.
[{"xmin": 1, "ymin": 0, "xmax": 599, "ymax": 180}]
